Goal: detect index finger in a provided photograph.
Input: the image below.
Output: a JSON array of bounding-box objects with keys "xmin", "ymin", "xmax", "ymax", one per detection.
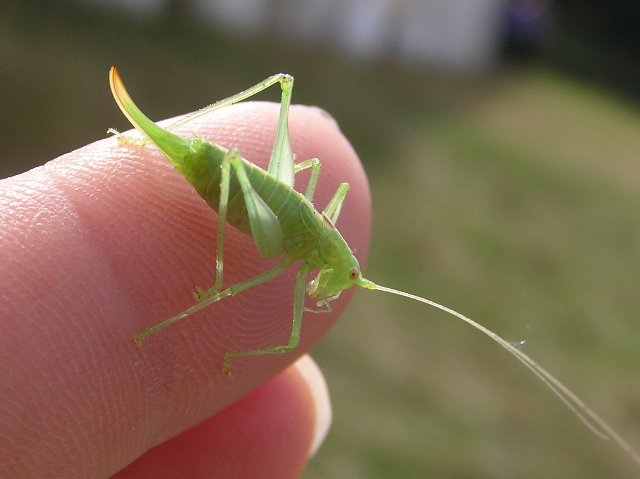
[{"xmin": 0, "ymin": 100, "xmax": 371, "ymax": 477}]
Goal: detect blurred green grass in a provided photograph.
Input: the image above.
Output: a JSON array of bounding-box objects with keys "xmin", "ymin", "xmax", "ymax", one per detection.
[
  {"xmin": 311, "ymin": 71, "xmax": 640, "ymax": 478},
  {"xmin": 3, "ymin": 1, "xmax": 640, "ymax": 477}
]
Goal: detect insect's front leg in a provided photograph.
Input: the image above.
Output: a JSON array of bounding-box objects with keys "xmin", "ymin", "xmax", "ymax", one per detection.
[{"xmin": 303, "ymin": 293, "xmax": 338, "ymax": 314}]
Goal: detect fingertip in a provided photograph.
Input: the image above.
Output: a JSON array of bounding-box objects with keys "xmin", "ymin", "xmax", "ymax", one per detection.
[{"xmin": 292, "ymin": 355, "xmax": 332, "ymax": 458}]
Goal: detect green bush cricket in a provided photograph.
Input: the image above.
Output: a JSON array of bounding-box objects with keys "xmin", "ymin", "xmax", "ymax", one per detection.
[{"xmin": 109, "ymin": 66, "xmax": 640, "ymax": 466}]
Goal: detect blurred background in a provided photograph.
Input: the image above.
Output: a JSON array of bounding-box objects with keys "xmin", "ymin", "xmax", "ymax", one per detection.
[{"xmin": 3, "ymin": 0, "xmax": 640, "ymax": 477}]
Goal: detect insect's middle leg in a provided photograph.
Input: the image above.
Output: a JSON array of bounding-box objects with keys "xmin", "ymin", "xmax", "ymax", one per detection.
[
  {"xmin": 323, "ymin": 183, "xmax": 350, "ymax": 225},
  {"xmin": 223, "ymin": 261, "xmax": 314, "ymax": 374},
  {"xmin": 135, "ymin": 256, "xmax": 295, "ymax": 347}
]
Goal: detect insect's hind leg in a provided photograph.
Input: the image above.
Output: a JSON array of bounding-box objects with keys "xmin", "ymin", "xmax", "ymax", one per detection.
[
  {"xmin": 195, "ymin": 149, "xmax": 285, "ymax": 302},
  {"xmin": 194, "ymin": 147, "xmax": 233, "ymax": 302},
  {"xmin": 164, "ymin": 74, "xmax": 294, "ymax": 133},
  {"xmin": 265, "ymin": 75, "xmax": 295, "ymax": 187}
]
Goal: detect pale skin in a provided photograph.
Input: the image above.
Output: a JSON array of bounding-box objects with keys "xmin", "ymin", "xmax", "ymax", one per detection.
[{"xmin": 0, "ymin": 101, "xmax": 370, "ymax": 478}]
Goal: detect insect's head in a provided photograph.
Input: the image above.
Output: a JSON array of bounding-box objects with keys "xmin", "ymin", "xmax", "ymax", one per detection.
[{"xmin": 307, "ymin": 255, "xmax": 366, "ymax": 300}]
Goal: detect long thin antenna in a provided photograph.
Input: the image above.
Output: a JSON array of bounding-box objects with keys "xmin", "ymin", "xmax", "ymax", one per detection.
[{"xmin": 359, "ymin": 278, "xmax": 640, "ymax": 467}]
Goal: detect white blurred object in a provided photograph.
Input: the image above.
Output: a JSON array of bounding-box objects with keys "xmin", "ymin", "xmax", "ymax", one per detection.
[
  {"xmin": 274, "ymin": 0, "xmax": 504, "ymax": 70},
  {"xmin": 336, "ymin": 0, "xmax": 396, "ymax": 61},
  {"xmin": 74, "ymin": 0, "xmax": 168, "ymax": 16},
  {"xmin": 77, "ymin": 0, "xmax": 509, "ymax": 72},
  {"xmin": 397, "ymin": 0, "xmax": 504, "ymax": 70},
  {"xmin": 192, "ymin": 0, "xmax": 272, "ymax": 35},
  {"xmin": 276, "ymin": 0, "xmax": 394, "ymax": 61}
]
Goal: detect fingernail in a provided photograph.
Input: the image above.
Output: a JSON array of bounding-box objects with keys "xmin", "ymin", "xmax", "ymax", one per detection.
[{"xmin": 293, "ymin": 355, "xmax": 332, "ymax": 458}]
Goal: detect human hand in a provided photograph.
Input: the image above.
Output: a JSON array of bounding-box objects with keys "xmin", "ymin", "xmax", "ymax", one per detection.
[{"xmin": 0, "ymin": 101, "xmax": 371, "ymax": 478}]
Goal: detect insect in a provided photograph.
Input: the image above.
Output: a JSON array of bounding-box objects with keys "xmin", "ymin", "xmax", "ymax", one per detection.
[{"xmin": 109, "ymin": 66, "xmax": 639, "ymax": 466}]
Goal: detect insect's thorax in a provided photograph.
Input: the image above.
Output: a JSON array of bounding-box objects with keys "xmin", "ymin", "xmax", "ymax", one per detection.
[{"xmin": 183, "ymin": 138, "xmax": 352, "ymax": 268}]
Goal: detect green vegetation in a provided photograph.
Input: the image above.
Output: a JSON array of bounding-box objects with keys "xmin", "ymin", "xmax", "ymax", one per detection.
[
  {"xmin": 2, "ymin": 1, "xmax": 640, "ymax": 477},
  {"xmin": 311, "ymin": 70, "xmax": 640, "ymax": 478}
]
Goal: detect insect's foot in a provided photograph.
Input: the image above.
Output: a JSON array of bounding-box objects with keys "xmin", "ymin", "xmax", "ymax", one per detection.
[
  {"xmin": 222, "ymin": 356, "xmax": 234, "ymax": 379},
  {"xmin": 108, "ymin": 128, "xmax": 149, "ymax": 147},
  {"xmin": 193, "ymin": 286, "xmax": 219, "ymax": 302},
  {"xmin": 193, "ymin": 287, "xmax": 207, "ymax": 301},
  {"xmin": 121, "ymin": 136, "xmax": 148, "ymax": 146},
  {"xmin": 133, "ymin": 327, "xmax": 153, "ymax": 347}
]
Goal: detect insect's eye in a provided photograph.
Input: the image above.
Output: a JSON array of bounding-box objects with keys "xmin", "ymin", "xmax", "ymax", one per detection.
[{"xmin": 349, "ymin": 267, "xmax": 359, "ymax": 280}]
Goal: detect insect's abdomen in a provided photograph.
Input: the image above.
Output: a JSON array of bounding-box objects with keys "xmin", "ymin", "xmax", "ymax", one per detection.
[{"xmin": 183, "ymin": 139, "xmax": 326, "ymax": 262}]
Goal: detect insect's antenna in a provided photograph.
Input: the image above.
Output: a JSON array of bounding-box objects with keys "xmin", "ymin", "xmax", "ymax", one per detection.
[{"xmin": 357, "ymin": 278, "xmax": 640, "ymax": 466}]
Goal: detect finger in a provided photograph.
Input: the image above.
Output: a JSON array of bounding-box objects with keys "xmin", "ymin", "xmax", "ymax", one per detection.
[
  {"xmin": 112, "ymin": 355, "xmax": 331, "ymax": 479},
  {"xmin": 0, "ymin": 100, "xmax": 369, "ymax": 478}
]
